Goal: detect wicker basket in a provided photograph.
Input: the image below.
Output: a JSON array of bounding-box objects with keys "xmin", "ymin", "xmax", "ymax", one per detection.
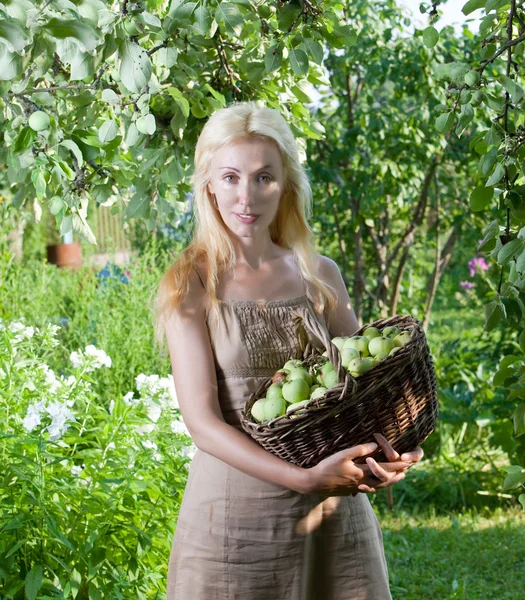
[{"xmin": 240, "ymin": 306, "xmax": 438, "ymax": 468}]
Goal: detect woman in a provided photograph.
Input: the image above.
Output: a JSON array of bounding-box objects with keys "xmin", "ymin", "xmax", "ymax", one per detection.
[{"xmin": 155, "ymin": 101, "xmax": 423, "ymax": 599}]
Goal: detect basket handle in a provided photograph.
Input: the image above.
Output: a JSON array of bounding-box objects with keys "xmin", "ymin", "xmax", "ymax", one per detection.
[{"xmin": 291, "ymin": 306, "xmax": 348, "ymax": 385}]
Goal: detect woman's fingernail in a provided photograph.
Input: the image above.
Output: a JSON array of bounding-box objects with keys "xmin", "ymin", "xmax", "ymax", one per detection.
[{"xmin": 401, "ymin": 454, "xmax": 409, "ymax": 461}]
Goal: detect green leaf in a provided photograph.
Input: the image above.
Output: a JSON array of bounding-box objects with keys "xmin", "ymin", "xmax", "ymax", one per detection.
[
  {"xmin": 493, "ymin": 366, "xmax": 516, "ymax": 387},
  {"xmin": 435, "ymin": 112, "xmax": 454, "ymax": 133},
  {"xmin": 265, "ymin": 42, "xmax": 283, "ymax": 73},
  {"xmin": 519, "ymin": 494, "xmax": 525, "ymax": 509},
  {"xmin": 512, "ymin": 403, "xmax": 525, "ymax": 436},
  {"xmin": 423, "ymin": 26, "xmax": 439, "ymax": 48},
  {"xmin": 167, "ymin": 86, "xmax": 190, "ymax": 117},
  {"xmin": 160, "ymin": 159, "xmax": 184, "ymax": 185},
  {"xmin": 301, "ymin": 38, "xmax": 323, "ymax": 64},
  {"xmin": 70, "ymin": 567, "xmax": 82, "ymax": 599},
  {"xmin": 484, "ymin": 300, "xmax": 503, "ymax": 331},
  {"xmin": 98, "ymin": 119, "xmax": 118, "ymax": 143},
  {"xmin": 25, "ymin": 565, "xmax": 42, "ymax": 600},
  {"xmin": 13, "ymin": 126, "xmax": 35, "ymax": 153},
  {"xmin": 60, "ymin": 140, "xmax": 83, "ymax": 167},
  {"xmin": 45, "ymin": 18, "xmax": 100, "ymax": 53},
  {"xmin": 479, "ymin": 146, "xmax": 499, "ymax": 176},
  {"xmin": 497, "ymin": 239, "xmax": 524, "ymax": 266},
  {"xmin": 462, "ymin": 0, "xmax": 485, "ymax": 14},
  {"xmin": 119, "ymin": 40, "xmax": 152, "ymax": 94},
  {"xmin": 500, "ymin": 74, "xmax": 524, "ymax": 103},
  {"xmin": 289, "ymin": 48, "xmax": 309, "ymax": 76},
  {"xmin": 470, "ymin": 186, "xmax": 494, "ymax": 211},
  {"xmin": 0, "ymin": 19, "xmax": 30, "ymax": 52},
  {"xmin": 486, "ymin": 162, "xmax": 504, "ymax": 186},
  {"xmin": 49, "ymin": 196, "xmax": 64, "ymax": 216},
  {"xmin": 136, "ymin": 114, "xmax": 156, "ymax": 135},
  {"xmin": 215, "ymin": 2, "xmax": 243, "ymax": 36},
  {"xmin": 193, "ymin": 5, "xmax": 211, "ymax": 36},
  {"xmin": 125, "ymin": 189, "xmax": 149, "ymax": 218},
  {"xmin": 503, "ymin": 465, "xmax": 525, "ymax": 490},
  {"xmin": 0, "ymin": 43, "xmax": 22, "ymax": 80},
  {"xmin": 70, "ymin": 50, "xmax": 95, "ymax": 81},
  {"xmin": 203, "ymin": 84, "xmax": 226, "ymax": 107},
  {"xmin": 31, "ymin": 169, "xmax": 47, "ymax": 201}
]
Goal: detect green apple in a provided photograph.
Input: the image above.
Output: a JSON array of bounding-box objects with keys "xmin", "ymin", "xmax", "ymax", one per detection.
[
  {"xmin": 341, "ymin": 347, "xmax": 360, "ymax": 368},
  {"xmin": 264, "ymin": 396, "xmax": 287, "ymax": 421},
  {"xmin": 330, "ymin": 336, "xmax": 347, "ymax": 351},
  {"xmin": 266, "ymin": 382, "xmax": 284, "ymax": 399},
  {"xmin": 282, "ymin": 359, "xmax": 303, "ymax": 372},
  {"xmin": 282, "ymin": 378, "xmax": 310, "ymax": 403},
  {"xmin": 318, "ymin": 361, "xmax": 335, "ymax": 385},
  {"xmin": 382, "ymin": 326, "xmax": 401, "ymax": 338},
  {"xmin": 348, "ymin": 357, "xmax": 375, "ymax": 378},
  {"xmin": 28, "ymin": 110, "xmax": 50, "ymax": 131},
  {"xmin": 389, "ymin": 346, "xmax": 401, "ymax": 357},
  {"xmin": 363, "ymin": 327, "xmax": 381, "ymax": 340},
  {"xmin": 323, "ymin": 370, "xmax": 339, "ymax": 389},
  {"xmin": 368, "ymin": 336, "xmax": 395, "ymax": 357},
  {"xmin": 251, "ymin": 398, "xmax": 267, "ymax": 423},
  {"xmin": 286, "ymin": 399, "xmax": 310, "ymax": 418},
  {"xmin": 310, "ymin": 386, "xmax": 328, "ymax": 400},
  {"xmin": 309, "ymin": 384, "xmax": 321, "ymax": 394},
  {"xmin": 394, "ymin": 331, "xmax": 412, "ymax": 347},
  {"xmin": 287, "ymin": 366, "xmax": 313, "ymax": 386},
  {"xmin": 373, "ymin": 351, "xmax": 389, "ymax": 364},
  {"xmin": 343, "ymin": 336, "xmax": 370, "ymax": 357}
]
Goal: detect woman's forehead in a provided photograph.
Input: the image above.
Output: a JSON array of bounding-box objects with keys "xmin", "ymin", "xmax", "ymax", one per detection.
[{"xmin": 212, "ymin": 138, "xmax": 282, "ymax": 168}]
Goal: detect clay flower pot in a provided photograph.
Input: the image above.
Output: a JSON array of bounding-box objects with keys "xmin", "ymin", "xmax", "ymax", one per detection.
[{"xmin": 46, "ymin": 242, "xmax": 82, "ymax": 269}]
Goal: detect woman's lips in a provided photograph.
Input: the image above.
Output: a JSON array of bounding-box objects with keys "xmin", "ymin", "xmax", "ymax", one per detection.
[{"xmin": 234, "ymin": 213, "xmax": 259, "ymax": 223}]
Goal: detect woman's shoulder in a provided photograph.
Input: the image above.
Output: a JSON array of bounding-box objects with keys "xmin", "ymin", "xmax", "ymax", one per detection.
[{"xmin": 311, "ymin": 253, "xmax": 341, "ymax": 283}]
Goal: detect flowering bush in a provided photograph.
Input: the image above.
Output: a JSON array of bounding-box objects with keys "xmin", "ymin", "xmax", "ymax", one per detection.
[{"xmin": 0, "ymin": 318, "xmax": 194, "ymax": 599}]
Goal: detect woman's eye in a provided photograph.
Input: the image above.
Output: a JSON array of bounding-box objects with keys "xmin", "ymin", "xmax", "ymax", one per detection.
[
  {"xmin": 259, "ymin": 175, "xmax": 271, "ymax": 182},
  {"xmin": 224, "ymin": 175, "xmax": 236, "ymax": 182}
]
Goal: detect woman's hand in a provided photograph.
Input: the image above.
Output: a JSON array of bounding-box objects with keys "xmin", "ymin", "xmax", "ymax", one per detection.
[
  {"xmin": 355, "ymin": 433, "xmax": 424, "ymax": 494},
  {"xmin": 304, "ymin": 442, "xmax": 412, "ymax": 497}
]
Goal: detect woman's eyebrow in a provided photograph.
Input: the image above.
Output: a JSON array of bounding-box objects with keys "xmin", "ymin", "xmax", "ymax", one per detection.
[{"xmin": 218, "ymin": 165, "xmax": 274, "ymax": 173}]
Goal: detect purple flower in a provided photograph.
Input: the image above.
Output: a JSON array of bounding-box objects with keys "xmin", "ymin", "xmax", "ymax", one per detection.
[
  {"xmin": 468, "ymin": 256, "xmax": 489, "ymax": 277},
  {"xmin": 460, "ymin": 281, "xmax": 477, "ymax": 290}
]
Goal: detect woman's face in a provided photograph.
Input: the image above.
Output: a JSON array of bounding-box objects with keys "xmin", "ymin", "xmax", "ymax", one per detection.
[{"xmin": 206, "ymin": 137, "xmax": 285, "ymax": 236}]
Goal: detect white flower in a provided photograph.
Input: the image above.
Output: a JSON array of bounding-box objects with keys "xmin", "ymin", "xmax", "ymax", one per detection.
[
  {"xmin": 146, "ymin": 403, "xmax": 162, "ymax": 423},
  {"xmin": 171, "ymin": 419, "xmax": 191, "ymax": 438},
  {"xmin": 70, "ymin": 350, "xmax": 83, "ymax": 369},
  {"xmin": 9, "ymin": 322, "xmax": 35, "ymax": 343},
  {"xmin": 63, "ymin": 375, "xmax": 77, "ymax": 387},
  {"xmin": 143, "ymin": 440, "xmax": 158, "ymax": 451},
  {"xmin": 39, "ymin": 364, "xmax": 61, "ymax": 394},
  {"xmin": 181, "ymin": 444, "xmax": 197, "ymax": 460},
  {"xmin": 154, "ymin": 452, "xmax": 163, "ymax": 462},
  {"xmin": 44, "ymin": 401, "xmax": 76, "ymax": 441},
  {"xmin": 107, "ymin": 441, "xmax": 116, "ymax": 450},
  {"xmin": 70, "ymin": 345, "xmax": 112, "ymax": 372},
  {"xmin": 22, "ymin": 400, "xmax": 47, "ymax": 432},
  {"xmin": 109, "ymin": 400, "xmax": 115, "ymax": 415},
  {"xmin": 0, "ymin": 368, "xmax": 6, "ymax": 380},
  {"xmin": 135, "ymin": 423, "xmax": 155, "ymax": 435},
  {"xmin": 71, "ymin": 465, "xmax": 83, "ymax": 476},
  {"xmin": 123, "ymin": 391, "xmax": 135, "ymax": 405}
]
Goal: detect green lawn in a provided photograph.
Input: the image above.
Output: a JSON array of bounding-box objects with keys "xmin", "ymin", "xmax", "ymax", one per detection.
[{"xmin": 381, "ymin": 507, "xmax": 525, "ymax": 600}]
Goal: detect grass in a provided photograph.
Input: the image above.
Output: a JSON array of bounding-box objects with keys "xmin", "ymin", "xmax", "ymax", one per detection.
[{"xmin": 380, "ymin": 507, "xmax": 525, "ymax": 599}]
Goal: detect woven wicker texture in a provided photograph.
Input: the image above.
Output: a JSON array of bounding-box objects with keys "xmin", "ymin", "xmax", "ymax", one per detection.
[{"xmin": 241, "ymin": 306, "xmax": 438, "ymax": 468}]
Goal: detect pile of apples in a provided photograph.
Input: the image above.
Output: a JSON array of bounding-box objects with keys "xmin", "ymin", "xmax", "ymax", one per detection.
[{"xmin": 250, "ymin": 325, "xmax": 412, "ymax": 424}]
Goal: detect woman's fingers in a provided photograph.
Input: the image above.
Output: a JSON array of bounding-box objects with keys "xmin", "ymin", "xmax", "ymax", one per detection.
[
  {"xmin": 373, "ymin": 433, "xmax": 400, "ymax": 461},
  {"xmin": 400, "ymin": 446, "xmax": 424, "ymax": 463}
]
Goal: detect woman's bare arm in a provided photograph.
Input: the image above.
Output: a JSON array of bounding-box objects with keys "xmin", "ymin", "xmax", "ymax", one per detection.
[{"xmin": 164, "ymin": 268, "xmax": 314, "ymax": 493}]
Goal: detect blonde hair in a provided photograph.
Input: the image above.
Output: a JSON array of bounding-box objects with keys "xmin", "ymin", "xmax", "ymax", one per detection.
[{"xmin": 154, "ymin": 101, "xmax": 338, "ymax": 348}]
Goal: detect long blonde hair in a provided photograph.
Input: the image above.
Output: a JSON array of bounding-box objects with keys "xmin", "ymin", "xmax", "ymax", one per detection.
[{"xmin": 154, "ymin": 101, "xmax": 338, "ymax": 348}]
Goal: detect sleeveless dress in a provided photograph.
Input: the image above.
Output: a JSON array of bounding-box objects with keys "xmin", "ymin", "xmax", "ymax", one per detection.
[{"xmin": 166, "ymin": 273, "xmax": 392, "ymax": 600}]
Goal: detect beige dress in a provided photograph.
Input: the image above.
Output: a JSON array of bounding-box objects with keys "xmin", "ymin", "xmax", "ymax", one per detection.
[{"xmin": 166, "ymin": 277, "xmax": 392, "ymax": 600}]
